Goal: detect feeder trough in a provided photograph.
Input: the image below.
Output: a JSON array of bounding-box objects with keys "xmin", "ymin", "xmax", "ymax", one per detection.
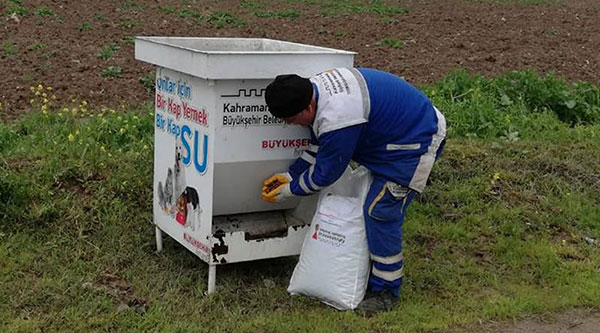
[{"xmin": 135, "ymin": 37, "xmax": 355, "ymax": 293}]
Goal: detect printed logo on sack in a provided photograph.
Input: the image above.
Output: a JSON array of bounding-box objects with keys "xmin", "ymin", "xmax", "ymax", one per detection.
[{"xmin": 314, "ymin": 214, "xmax": 346, "ymax": 247}]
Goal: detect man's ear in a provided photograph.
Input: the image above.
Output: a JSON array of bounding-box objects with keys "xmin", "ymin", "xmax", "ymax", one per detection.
[{"xmin": 306, "ymin": 103, "xmax": 315, "ymax": 116}]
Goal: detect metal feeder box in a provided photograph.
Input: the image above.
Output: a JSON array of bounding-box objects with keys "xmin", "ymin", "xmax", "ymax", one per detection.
[{"xmin": 135, "ymin": 37, "xmax": 355, "ymax": 293}]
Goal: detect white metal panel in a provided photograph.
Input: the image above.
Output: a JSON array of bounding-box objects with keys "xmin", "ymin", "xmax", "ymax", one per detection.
[
  {"xmin": 135, "ymin": 37, "xmax": 355, "ymax": 79},
  {"xmin": 138, "ymin": 38, "xmax": 356, "ymax": 268},
  {"xmin": 213, "ymin": 161, "xmax": 302, "ymax": 216},
  {"xmin": 211, "ymin": 79, "xmax": 310, "ymax": 215},
  {"xmin": 213, "ymin": 79, "xmax": 310, "ymax": 163},
  {"xmin": 153, "ymin": 68, "xmax": 215, "ymax": 263},
  {"xmin": 203, "ymin": 53, "xmax": 355, "ymax": 79},
  {"xmin": 135, "ymin": 38, "xmax": 209, "ymax": 81}
]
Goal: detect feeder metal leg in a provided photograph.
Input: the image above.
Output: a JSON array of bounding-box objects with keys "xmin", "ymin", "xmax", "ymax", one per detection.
[
  {"xmin": 155, "ymin": 226, "xmax": 163, "ymax": 253},
  {"xmin": 208, "ymin": 264, "xmax": 216, "ymax": 294}
]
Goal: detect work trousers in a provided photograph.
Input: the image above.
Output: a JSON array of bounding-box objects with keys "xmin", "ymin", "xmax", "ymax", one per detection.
[
  {"xmin": 364, "ymin": 176, "xmax": 416, "ymax": 297},
  {"xmin": 364, "ymin": 139, "xmax": 446, "ymax": 297}
]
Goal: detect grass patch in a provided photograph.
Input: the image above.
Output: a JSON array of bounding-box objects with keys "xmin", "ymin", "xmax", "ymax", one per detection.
[
  {"xmin": 1, "ymin": 72, "xmax": 599, "ymax": 331},
  {"xmin": 37, "ymin": 60, "xmax": 52, "ymax": 72},
  {"xmin": 158, "ymin": 5, "xmax": 176, "ymax": 14},
  {"xmin": 118, "ymin": 0, "xmax": 144, "ymax": 12},
  {"xmin": 2, "ymin": 40, "xmax": 17, "ymax": 58},
  {"xmin": 79, "ymin": 21, "xmax": 93, "ymax": 32},
  {"xmin": 293, "ymin": 0, "xmax": 409, "ymax": 17},
  {"xmin": 121, "ymin": 36, "xmax": 135, "ymax": 45},
  {"xmin": 120, "ymin": 19, "xmax": 137, "ymax": 29},
  {"xmin": 377, "ymin": 37, "xmax": 405, "ymax": 49},
  {"xmin": 94, "ymin": 12, "xmax": 106, "ymax": 21},
  {"xmin": 5, "ymin": 0, "xmax": 26, "ymax": 17},
  {"xmin": 240, "ymin": 0, "xmax": 266, "ymax": 10},
  {"xmin": 178, "ymin": 7, "xmax": 203, "ymax": 21},
  {"xmin": 424, "ymin": 70, "xmax": 600, "ymax": 138},
  {"xmin": 205, "ymin": 11, "xmax": 246, "ymax": 28},
  {"xmin": 164, "ymin": 6, "xmax": 245, "ymax": 27},
  {"xmin": 26, "ymin": 42, "xmax": 45, "ymax": 51},
  {"xmin": 138, "ymin": 72, "xmax": 154, "ymax": 92},
  {"xmin": 96, "ymin": 43, "xmax": 120, "ymax": 60},
  {"xmin": 34, "ymin": 6, "xmax": 53, "ymax": 17},
  {"xmin": 466, "ymin": 0, "xmax": 562, "ymax": 4},
  {"xmin": 254, "ymin": 9, "xmax": 301, "ymax": 19},
  {"xmin": 380, "ymin": 17, "xmax": 398, "ymax": 24},
  {"xmin": 100, "ymin": 66, "xmax": 123, "ymax": 78}
]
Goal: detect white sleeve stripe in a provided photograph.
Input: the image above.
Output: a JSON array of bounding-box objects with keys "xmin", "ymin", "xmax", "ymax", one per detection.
[
  {"xmin": 300, "ymin": 152, "xmax": 316, "ymax": 164},
  {"xmin": 298, "ymin": 172, "xmax": 314, "ymax": 194},
  {"xmin": 307, "ymin": 166, "xmax": 325, "ymax": 191},
  {"xmin": 408, "ymin": 106, "xmax": 447, "ymax": 192},
  {"xmin": 307, "ymin": 144, "xmax": 319, "ymax": 154},
  {"xmin": 348, "ymin": 68, "xmax": 371, "ymax": 119}
]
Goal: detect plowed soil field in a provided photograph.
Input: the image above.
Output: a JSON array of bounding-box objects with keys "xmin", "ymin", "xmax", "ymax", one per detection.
[{"xmin": 1, "ymin": 0, "xmax": 599, "ymax": 120}]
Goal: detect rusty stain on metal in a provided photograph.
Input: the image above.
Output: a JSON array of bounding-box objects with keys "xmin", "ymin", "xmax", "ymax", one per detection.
[{"xmin": 212, "ymin": 229, "xmax": 228, "ymax": 263}]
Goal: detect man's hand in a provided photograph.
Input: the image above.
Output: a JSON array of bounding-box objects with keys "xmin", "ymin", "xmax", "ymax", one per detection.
[{"xmin": 262, "ymin": 173, "xmax": 294, "ymax": 203}]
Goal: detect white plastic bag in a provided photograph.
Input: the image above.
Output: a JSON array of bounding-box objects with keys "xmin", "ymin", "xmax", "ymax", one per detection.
[{"xmin": 288, "ymin": 166, "xmax": 371, "ymax": 310}]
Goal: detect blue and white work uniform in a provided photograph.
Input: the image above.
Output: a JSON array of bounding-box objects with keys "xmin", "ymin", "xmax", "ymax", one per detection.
[{"xmin": 287, "ymin": 68, "xmax": 446, "ymax": 297}]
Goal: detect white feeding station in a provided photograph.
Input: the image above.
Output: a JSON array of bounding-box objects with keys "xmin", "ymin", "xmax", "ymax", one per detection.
[{"xmin": 134, "ymin": 37, "xmax": 355, "ymax": 293}]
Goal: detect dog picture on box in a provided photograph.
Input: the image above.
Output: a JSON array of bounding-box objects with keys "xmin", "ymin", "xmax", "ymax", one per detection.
[{"xmin": 157, "ymin": 139, "xmax": 202, "ymax": 231}]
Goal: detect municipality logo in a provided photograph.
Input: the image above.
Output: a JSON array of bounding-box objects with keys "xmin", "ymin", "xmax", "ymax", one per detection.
[{"xmin": 312, "ymin": 224, "xmax": 319, "ymax": 240}]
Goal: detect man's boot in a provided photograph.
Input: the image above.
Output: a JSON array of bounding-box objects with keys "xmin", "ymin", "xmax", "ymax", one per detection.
[{"xmin": 357, "ymin": 290, "xmax": 399, "ymax": 316}]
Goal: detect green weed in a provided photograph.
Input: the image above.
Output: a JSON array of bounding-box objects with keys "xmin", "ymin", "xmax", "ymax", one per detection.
[
  {"xmin": 424, "ymin": 70, "xmax": 600, "ymax": 139},
  {"xmin": 21, "ymin": 74, "xmax": 35, "ymax": 82},
  {"xmin": 37, "ymin": 60, "xmax": 52, "ymax": 72},
  {"xmin": 254, "ymin": 10, "xmax": 300, "ymax": 19},
  {"xmin": 2, "ymin": 41, "xmax": 17, "ymax": 58},
  {"xmin": 94, "ymin": 13, "xmax": 106, "ymax": 21},
  {"xmin": 240, "ymin": 0, "xmax": 266, "ymax": 10},
  {"xmin": 5, "ymin": 0, "xmax": 26, "ymax": 17},
  {"xmin": 158, "ymin": 5, "xmax": 176, "ymax": 14},
  {"xmin": 27, "ymin": 43, "xmax": 45, "ymax": 51},
  {"xmin": 205, "ymin": 11, "xmax": 246, "ymax": 28},
  {"xmin": 118, "ymin": 0, "xmax": 143, "ymax": 12},
  {"xmin": 380, "ymin": 18, "xmax": 397, "ymax": 24},
  {"xmin": 377, "ymin": 37, "xmax": 405, "ymax": 49},
  {"xmin": 79, "ymin": 21, "xmax": 93, "ymax": 32},
  {"xmin": 467, "ymin": 0, "xmax": 560, "ymax": 4},
  {"xmin": 96, "ymin": 43, "xmax": 120, "ymax": 60},
  {"xmin": 174, "ymin": 8, "xmax": 244, "ymax": 27},
  {"xmin": 139, "ymin": 72, "xmax": 155, "ymax": 92},
  {"xmin": 178, "ymin": 8, "xmax": 203, "ymax": 21},
  {"xmin": 34, "ymin": 6, "xmax": 53, "ymax": 17},
  {"xmin": 308, "ymin": 0, "xmax": 409, "ymax": 17},
  {"xmin": 120, "ymin": 19, "xmax": 137, "ymax": 29},
  {"xmin": 100, "ymin": 66, "xmax": 123, "ymax": 78},
  {"xmin": 122, "ymin": 36, "xmax": 135, "ymax": 45}
]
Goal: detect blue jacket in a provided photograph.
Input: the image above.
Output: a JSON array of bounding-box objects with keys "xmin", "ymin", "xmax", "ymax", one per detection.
[{"xmin": 288, "ymin": 68, "xmax": 446, "ymax": 195}]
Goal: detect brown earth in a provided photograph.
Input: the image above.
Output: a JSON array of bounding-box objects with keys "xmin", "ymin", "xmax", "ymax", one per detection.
[
  {"xmin": 450, "ymin": 308, "xmax": 600, "ymax": 333},
  {"xmin": 1, "ymin": 0, "xmax": 599, "ymax": 121}
]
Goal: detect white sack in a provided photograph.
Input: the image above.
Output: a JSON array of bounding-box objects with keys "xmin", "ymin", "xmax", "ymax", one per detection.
[{"xmin": 288, "ymin": 166, "xmax": 371, "ymax": 310}]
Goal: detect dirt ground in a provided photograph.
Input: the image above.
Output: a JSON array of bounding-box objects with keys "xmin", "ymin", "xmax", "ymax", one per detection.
[
  {"xmin": 451, "ymin": 308, "xmax": 600, "ymax": 333},
  {"xmin": 1, "ymin": 0, "xmax": 599, "ymax": 120}
]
